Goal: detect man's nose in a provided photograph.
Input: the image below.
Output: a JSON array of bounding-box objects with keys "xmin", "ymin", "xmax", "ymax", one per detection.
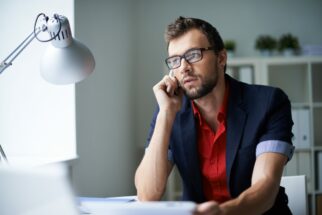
[{"xmin": 180, "ymin": 58, "xmax": 192, "ymax": 73}]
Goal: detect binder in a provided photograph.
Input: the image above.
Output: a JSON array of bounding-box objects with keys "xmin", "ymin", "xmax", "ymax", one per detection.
[
  {"xmin": 291, "ymin": 109, "xmax": 311, "ymax": 149},
  {"xmin": 298, "ymin": 109, "xmax": 311, "ymax": 149}
]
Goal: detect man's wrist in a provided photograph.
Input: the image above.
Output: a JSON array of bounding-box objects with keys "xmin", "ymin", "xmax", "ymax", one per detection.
[
  {"xmin": 158, "ymin": 108, "xmax": 177, "ymax": 118},
  {"xmin": 157, "ymin": 109, "xmax": 177, "ymax": 126}
]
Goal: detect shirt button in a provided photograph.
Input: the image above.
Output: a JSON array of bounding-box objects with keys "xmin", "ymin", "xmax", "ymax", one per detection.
[{"xmin": 218, "ymin": 114, "xmax": 224, "ymax": 122}]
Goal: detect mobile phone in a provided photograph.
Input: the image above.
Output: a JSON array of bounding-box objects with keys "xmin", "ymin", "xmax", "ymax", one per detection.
[
  {"xmin": 169, "ymin": 70, "xmax": 174, "ymax": 78},
  {"xmin": 169, "ymin": 70, "xmax": 181, "ymax": 96}
]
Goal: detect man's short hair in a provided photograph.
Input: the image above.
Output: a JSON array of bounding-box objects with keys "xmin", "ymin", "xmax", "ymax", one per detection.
[{"xmin": 165, "ymin": 16, "xmax": 225, "ymax": 55}]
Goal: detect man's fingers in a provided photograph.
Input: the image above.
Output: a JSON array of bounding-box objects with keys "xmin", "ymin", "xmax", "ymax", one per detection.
[
  {"xmin": 162, "ymin": 75, "xmax": 178, "ymax": 96},
  {"xmin": 194, "ymin": 201, "xmax": 220, "ymax": 215},
  {"xmin": 153, "ymin": 74, "xmax": 180, "ymax": 97}
]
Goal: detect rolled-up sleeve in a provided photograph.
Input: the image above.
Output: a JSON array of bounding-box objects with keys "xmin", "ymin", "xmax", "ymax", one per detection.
[{"xmin": 256, "ymin": 140, "xmax": 295, "ymax": 161}]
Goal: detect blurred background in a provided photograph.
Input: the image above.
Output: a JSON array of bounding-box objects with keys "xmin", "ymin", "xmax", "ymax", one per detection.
[{"xmin": 1, "ymin": 0, "xmax": 322, "ymax": 201}]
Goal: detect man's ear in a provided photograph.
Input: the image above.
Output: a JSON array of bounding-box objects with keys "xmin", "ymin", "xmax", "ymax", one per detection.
[{"xmin": 218, "ymin": 49, "xmax": 227, "ymax": 70}]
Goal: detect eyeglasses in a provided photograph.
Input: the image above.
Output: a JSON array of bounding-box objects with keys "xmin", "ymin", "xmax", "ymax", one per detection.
[{"xmin": 165, "ymin": 47, "xmax": 214, "ymax": 70}]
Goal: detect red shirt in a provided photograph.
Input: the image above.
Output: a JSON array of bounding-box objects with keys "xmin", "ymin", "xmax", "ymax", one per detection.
[{"xmin": 192, "ymin": 83, "xmax": 230, "ymax": 203}]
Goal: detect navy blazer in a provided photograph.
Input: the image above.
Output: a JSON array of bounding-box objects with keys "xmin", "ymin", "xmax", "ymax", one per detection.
[{"xmin": 146, "ymin": 75, "xmax": 293, "ymax": 214}]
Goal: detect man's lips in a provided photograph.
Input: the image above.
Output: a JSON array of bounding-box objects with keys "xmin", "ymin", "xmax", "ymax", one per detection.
[{"xmin": 182, "ymin": 76, "xmax": 198, "ymax": 85}]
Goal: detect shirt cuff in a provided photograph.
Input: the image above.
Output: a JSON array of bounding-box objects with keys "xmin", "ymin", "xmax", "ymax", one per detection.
[{"xmin": 256, "ymin": 140, "xmax": 295, "ymax": 161}]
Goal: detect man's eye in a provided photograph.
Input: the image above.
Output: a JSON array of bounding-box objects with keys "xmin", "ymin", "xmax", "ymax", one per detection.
[
  {"xmin": 186, "ymin": 51, "xmax": 200, "ymax": 60},
  {"xmin": 171, "ymin": 58, "xmax": 180, "ymax": 64}
]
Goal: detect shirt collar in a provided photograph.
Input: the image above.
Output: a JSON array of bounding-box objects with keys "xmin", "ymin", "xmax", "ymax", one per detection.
[{"xmin": 192, "ymin": 81, "xmax": 230, "ymax": 125}]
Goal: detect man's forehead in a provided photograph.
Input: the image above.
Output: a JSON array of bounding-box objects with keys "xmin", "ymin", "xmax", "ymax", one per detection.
[{"xmin": 168, "ymin": 29, "xmax": 209, "ymax": 56}]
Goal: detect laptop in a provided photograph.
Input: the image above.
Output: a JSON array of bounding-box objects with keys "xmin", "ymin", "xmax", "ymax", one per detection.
[
  {"xmin": 0, "ymin": 163, "xmax": 196, "ymax": 215},
  {"xmin": 0, "ymin": 163, "xmax": 79, "ymax": 215}
]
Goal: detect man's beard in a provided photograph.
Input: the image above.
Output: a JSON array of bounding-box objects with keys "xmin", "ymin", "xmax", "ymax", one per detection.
[{"xmin": 182, "ymin": 71, "xmax": 218, "ymax": 100}]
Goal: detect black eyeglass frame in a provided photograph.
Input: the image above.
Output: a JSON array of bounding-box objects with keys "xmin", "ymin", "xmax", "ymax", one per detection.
[{"xmin": 165, "ymin": 47, "xmax": 214, "ymax": 70}]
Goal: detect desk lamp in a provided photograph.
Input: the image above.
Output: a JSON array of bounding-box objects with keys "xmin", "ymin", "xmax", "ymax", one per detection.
[{"xmin": 0, "ymin": 13, "xmax": 95, "ymax": 163}]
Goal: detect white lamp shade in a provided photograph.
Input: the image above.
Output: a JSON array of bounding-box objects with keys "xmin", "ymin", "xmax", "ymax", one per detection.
[{"xmin": 40, "ymin": 39, "xmax": 95, "ymax": 84}]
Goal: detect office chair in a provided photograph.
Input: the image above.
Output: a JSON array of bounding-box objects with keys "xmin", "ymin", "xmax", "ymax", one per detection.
[{"xmin": 280, "ymin": 175, "xmax": 308, "ymax": 215}]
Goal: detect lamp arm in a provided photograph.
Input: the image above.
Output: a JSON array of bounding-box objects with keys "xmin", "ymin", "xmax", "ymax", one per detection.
[
  {"xmin": 0, "ymin": 27, "xmax": 43, "ymax": 74},
  {"xmin": 0, "ymin": 144, "xmax": 8, "ymax": 163}
]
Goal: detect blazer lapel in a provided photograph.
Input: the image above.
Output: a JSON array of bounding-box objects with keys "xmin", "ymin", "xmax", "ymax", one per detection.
[
  {"xmin": 179, "ymin": 96, "xmax": 205, "ymax": 201},
  {"xmin": 226, "ymin": 76, "xmax": 247, "ymax": 192}
]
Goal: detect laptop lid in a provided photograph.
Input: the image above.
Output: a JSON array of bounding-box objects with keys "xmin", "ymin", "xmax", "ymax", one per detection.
[{"xmin": 0, "ymin": 163, "xmax": 79, "ymax": 215}]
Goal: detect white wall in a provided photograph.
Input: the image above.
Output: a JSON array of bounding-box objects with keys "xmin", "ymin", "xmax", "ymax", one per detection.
[
  {"xmin": 0, "ymin": 1, "xmax": 76, "ymax": 165},
  {"xmin": 72, "ymin": 0, "xmax": 137, "ymax": 197}
]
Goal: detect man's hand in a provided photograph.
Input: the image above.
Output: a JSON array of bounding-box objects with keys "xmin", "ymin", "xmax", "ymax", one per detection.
[
  {"xmin": 153, "ymin": 71, "xmax": 183, "ymax": 114},
  {"xmin": 194, "ymin": 201, "xmax": 223, "ymax": 215}
]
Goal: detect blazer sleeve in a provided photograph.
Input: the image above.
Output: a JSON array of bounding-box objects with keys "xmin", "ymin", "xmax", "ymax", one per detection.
[
  {"xmin": 146, "ymin": 105, "xmax": 159, "ymax": 147},
  {"xmin": 258, "ymin": 87, "xmax": 294, "ymax": 144}
]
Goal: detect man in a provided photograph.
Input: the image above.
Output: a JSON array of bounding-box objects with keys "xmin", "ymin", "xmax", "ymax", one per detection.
[{"xmin": 135, "ymin": 17, "xmax": 294, "ymax": 215}]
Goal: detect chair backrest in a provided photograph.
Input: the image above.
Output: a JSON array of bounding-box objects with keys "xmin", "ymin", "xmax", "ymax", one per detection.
[{"xmin": 280, "ymin": 175, "xmax": 307, "ymax": 215}]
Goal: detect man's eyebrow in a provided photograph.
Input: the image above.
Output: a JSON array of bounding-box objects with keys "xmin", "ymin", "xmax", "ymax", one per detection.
[{"xmin": 168, "ymin": 47, "xmax": 199, "ymax": 57}]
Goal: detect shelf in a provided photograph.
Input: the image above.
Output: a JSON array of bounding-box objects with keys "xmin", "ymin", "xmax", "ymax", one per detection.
[
  {"xmin": 227, "ymin": 57, "xmax": 259, "ymax": 66},
  {"xmin": 291, "ymin": 103, "xmax": 311, "ymax": 108},
  {"xmin": 264, "ymin": 56, "xmax": 322, "ymax": 64},
  {"xmin": 313, "ymin": 190, "xmax": 322, "ymax": 195},
  {"xmin": 313, "ymin": 103, "xmax": 322, "ymax": 108},
  {"xmin": 228, "ymin": 56, "xmax": 322, "ymax": 65},
  {"xmin": 314, "ymin": 146, "xmax": 322, "ymax": 151},
  {"xmin": 294, "ymin": 148, "xmax": 312, "ymax": 152}
]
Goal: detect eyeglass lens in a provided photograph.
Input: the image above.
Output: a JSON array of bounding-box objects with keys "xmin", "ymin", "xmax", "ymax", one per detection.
[{"xmin": 166, "ymin": 48, "xmax": 203, "ymax": 69}]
